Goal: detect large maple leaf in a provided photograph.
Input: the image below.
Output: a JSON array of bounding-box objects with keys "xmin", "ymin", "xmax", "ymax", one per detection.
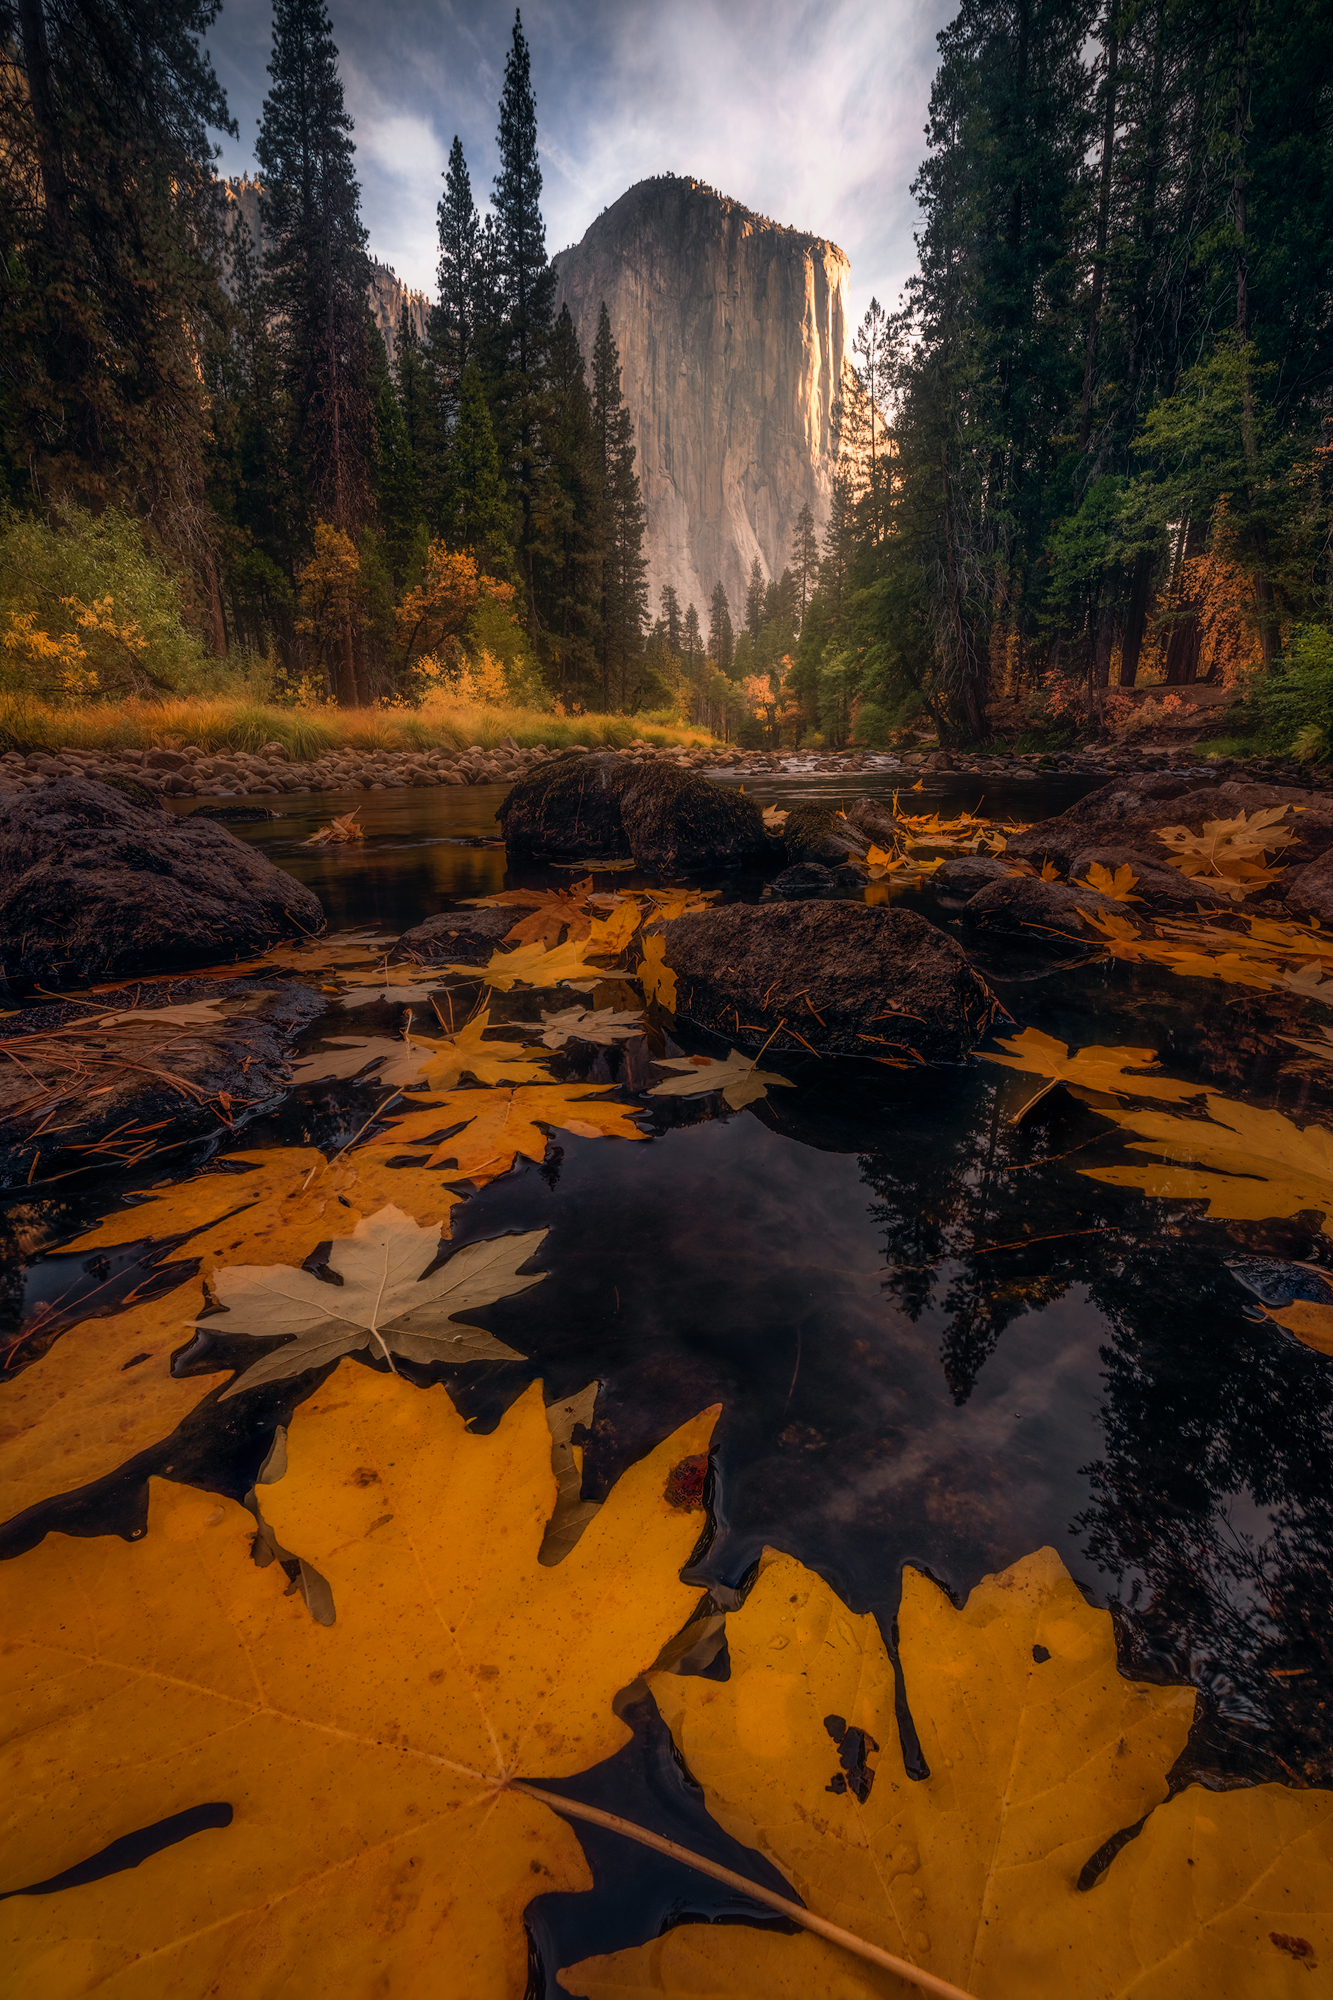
[
  {"xmin": 1083, "ymin": 1093, "xmax": 1333, "ymax": 1232},
  {"xmin": 977, "ymin": 1028, "xmax": 1201, "ymax": 1121},
  {"xmin": 567, "ymin": 1546, "xmax": 1333, "ymax": 1999},
  {"xmin": 0, "ymin": 1368, "xmax": 718, "ymax": 1996},
  {"xmin": 198, "ymin": 1204, "xmax": 548, "ymax": 1396},
  {"xmin": 370, "ymin": 1085, "xmax": 646, "ymax": 1180}
]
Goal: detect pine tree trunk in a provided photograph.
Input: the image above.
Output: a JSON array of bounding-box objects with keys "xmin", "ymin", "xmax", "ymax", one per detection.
[
  {"xmin": 1119, "ymin": 551, "xmax": 1153, "ymax": 686},
  {"xmin": 1078, "ymin": 18, "xmax": 1118, "ymax": 453}
]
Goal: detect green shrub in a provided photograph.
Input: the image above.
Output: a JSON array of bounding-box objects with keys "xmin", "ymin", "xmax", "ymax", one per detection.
[
  {"xmin": 1248, "ymin": 625, "xmax": 1333, "ymax": 758},
  {"xmin": 0, "ymin": 507, "xmax": 218, "ymax": 700}
]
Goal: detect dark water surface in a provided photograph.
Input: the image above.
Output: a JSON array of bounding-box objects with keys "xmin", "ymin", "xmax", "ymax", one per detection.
[{"xmin": 6, "ymin": 771, "xmax": 1333, "ymax": 1981}]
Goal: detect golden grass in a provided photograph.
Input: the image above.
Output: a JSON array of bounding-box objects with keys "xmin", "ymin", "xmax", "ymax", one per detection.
[{"xmin": 0, "ymin": 696, "xmax": 715, "ymax": 760}]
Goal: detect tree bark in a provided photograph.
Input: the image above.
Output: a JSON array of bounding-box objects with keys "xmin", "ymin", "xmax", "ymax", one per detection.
[
  {"xmin": 1119, "ymin": 550, "xmax": 1153, "ymax": 685},
  {"xmin": 1078, "ymin": 17, "xmax": 1118, "ymax": 454}
]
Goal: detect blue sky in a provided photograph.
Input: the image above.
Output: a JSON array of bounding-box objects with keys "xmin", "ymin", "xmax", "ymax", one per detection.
[{"xmin": 206, "ymin": 0, "xmax": 954, "ymax": 324}]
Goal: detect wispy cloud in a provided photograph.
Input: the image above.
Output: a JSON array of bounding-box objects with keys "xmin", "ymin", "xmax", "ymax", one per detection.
[{"xmin": 207, "ymin": 0, "xmax": 950, "ymax": 314}]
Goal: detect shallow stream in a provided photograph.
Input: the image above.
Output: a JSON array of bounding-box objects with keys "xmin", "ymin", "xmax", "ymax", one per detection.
[{"xmin": 4, "ymin": 771, "xmax": 1332, "ymax": 1985}]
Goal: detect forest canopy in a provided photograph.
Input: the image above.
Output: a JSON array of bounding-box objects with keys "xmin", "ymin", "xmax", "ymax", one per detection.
[{"xmin": 0, "ymin": 0, "xmax": 1330, "ymax": 748}]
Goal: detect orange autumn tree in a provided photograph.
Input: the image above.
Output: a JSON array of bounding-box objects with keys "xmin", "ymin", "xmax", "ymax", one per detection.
[{"xmin": 395, "ymin": 544, "xmax": 515, "ymax": 687}]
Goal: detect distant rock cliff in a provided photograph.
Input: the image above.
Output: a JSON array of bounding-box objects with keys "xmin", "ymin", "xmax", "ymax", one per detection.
[
  {"xmin": 220, "ymin": 179, "xmax": 429, "ymax": 367},
  {"xmin": 553, "ymin": 176, "xmax": 851, "ymax": 630}
]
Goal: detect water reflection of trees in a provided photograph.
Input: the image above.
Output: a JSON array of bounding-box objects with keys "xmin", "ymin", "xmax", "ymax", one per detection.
[{"xmin": 857, "ymin": 1086, "xmax": 1333, "ymax": 1786}]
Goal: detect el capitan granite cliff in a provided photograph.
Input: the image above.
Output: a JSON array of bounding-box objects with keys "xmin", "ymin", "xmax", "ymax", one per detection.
[{"xmin": 553, "ymin": 176, "xmax": 851, "ymax": 625}]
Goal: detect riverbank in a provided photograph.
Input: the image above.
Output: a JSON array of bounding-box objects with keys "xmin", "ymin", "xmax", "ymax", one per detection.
[{"xmin": 0, "ymin": 728, "xmax": 1325, "ymax": 802}]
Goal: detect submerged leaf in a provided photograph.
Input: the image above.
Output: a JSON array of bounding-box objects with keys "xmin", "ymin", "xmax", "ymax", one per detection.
[
  {"xmin": 405, "ymin": 1009, "xmax": 553, "ymax": 1090},
  {"xmin": 649, "ymin": 1049, "xmax": 794, "ymax": 1111},
  {"xmin": 0, "ymin": 1368, "xmax": 718, "ymax": 1997},
  {"xmin": 371, "ymin": 1084, "xmax": 646, "ymax": 1181},
  {"xmin": 291, "ymin": 1036, "xmax": 438, "ymax": 1087},
  {"xmin": 567, "ymin": 1545, "xmax": 1333, "ymax": 2000},
  {"xmin": 203, "ymin": 1205, "xmax": 547, "ymax": 1396}
]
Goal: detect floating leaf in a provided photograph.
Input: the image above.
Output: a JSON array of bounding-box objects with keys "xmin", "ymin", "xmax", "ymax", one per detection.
[
  {"xmin": 585, "ymin": 901, "xmax": 641, "ymax": 955},
  {"xmin": 1264, "ymin": 1299, "xmax": 1333, "ymax": 1356},
  {"xmin": 1, "ymin": 1294, "xmax": 219, "ymax": 1526},
  {"xmin": 1081, "ymin": 861, "xmax": 1141, "ymax": 902},
  {"xmin": 636, "ymin": 932, "xmax": 677, "ymax": 1009},
  {"xmin": 201, "ymin": 1204, "xmax": 547, "ymax": 1397},
  {"xmin": 303, "ymin": 809, "xmax": 363, "ymax": 846},
  {"xmin": 371, "ymin": 1084, "xmax": 645, "ymax": 1181},
  {"xmin": 978, "ymin": 1028, "xmax": 1200, "ymax": 1122},
  {"xmin": 538, "ymin": 1006, "xmax": 646, "ymax": 1048},
  {"xmin": 204, "ymin": 930, "xmax": 390, "ymax": 979},
  {"xmin": 1279, "ymin": 1025, "xmax": 1333, "ymax": 1064},
  {"xmin": 650, "ymin": 1049, "xmax": 794, "ymax": 1112},
  {"xmin": 335, "ymin": 973, "xmax": 453, "ymax": 1010},
  {"xmin": 405, "ymin": 1009, "xmax": 553, "ymax": 1091},
  {"xmin": 291, "ymin": 1035, "xmax": 438, "ymax": 1088},
  {"xmin": 452, "ymin": 938, "xmax": 609, "ymax": 993},
  {"xmin": 567, "ymin": 1545, "xmax": 1333, "ymax": 2000},
  {"xmin": 761, "ymin": 805, "xmax": 789, "ymax": 829},
  {"xmin": 470, "ymin": 883, "xmax": 595, "ymax": 949},
  {"xmin": 540, "ymin": 1381, "xmax": 601, "ymax": 1564},
  {"xmin": 1084, "ymin": 1094, "xmax": 1333, "ymax": 1232},
  {"xmin": 0, "ymin": 1367, "xmax": 718, "ymax": 1996}
]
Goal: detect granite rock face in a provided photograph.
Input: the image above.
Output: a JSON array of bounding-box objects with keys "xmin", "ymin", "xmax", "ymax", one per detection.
[{"xmin": 553, "ymin": 176, "xmax": 851, "ymax": 622}]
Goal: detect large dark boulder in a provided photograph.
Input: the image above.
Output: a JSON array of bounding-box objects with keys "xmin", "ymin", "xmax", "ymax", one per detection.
[
  {"xmin": 0, "ymin": 778, "xmax": 324, "ymax": 995},
  {"xmin": 1284, "ymin": 848, "xmax": 1333, "ymax": 927},
  {"xmin": 846, "ymin": 796, "xmax": 902, "ymax": 850},
  {"xmin": 659, "ymin": 901, "xmax": 998, "ymax": 1062},
  {"xmin": 499, "ymin": 753, "xmax": 768, "ymax": 872},
  {"xmin": 1008, "ymin": 774, "xmax": 1333, "ymax": 883},
  {"xmin": 1065, "ymin": 843, "xmax": 1236, "ymax": 912}
]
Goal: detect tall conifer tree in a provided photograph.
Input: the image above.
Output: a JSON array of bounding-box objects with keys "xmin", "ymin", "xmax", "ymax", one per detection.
[
  {"xmin": 708, "ymin": 580, "xmax": 735, "ymax": 674},
  {"xmin": 0, "ymin": 0, "xmax": 233, "ymax": 609},
  {"xmin": 257, "ymin": 0, "xmax": 374, "ymax": 588},
  {"xmin": 435, "ymin": 136, "xmax": 480, "ymax": 392},
  {"xmin": 492, "ymin": 9, "xmax": 554, "ymax": 635},
  {"xmin": 534, "ymin": 304, "xmax": 601, "ymax": 701}
]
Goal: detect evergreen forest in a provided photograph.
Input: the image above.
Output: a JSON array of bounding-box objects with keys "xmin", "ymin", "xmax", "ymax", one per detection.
[{"xmin": 1, "ymin": 0, "xmax": 1331, "ymax": 757}]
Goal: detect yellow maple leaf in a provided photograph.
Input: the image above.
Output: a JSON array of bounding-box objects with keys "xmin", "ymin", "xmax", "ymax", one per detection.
[
  {"xmin": 1156, "ymin": 806, "xmax": 1293, "ymax": 898},
  {"xmin": 585, "ymin": 901, "xmax": 641, "ymax": 955},
  {"xmin": 407, "ymin": 1008, "xmax": 553, "ymax": 1091},
  {"xmin": 1081, "ymin": 860, "xmax": 1141, "ymax": 901},
  {"xmin": 0, "ymin": 1292, "xmax": 216, "ymax": 1526},
  {"xmin": 0, "ymin": 1367, "xmax": 718, "ymax": 1997},
  {"xmin": 452, "ymin": 937, "xmax": 609, "ymax": 992},
  {"xmin": 567, "ymin": 1546, "xmax": 1333, "ymax": 2000},
  {"xmin": 1083, "ymin": 1093, "xmax": 1333, "ymax": 1231},
  {"xmin": 977, "ymin": 1028, "xmax": 1199, "ymax": 1122},
  {"xmin": 370, "ymin": 1084, "xmax": 644, "ymax": 1181},
  {"xmin": 1040, "ymin": 857, "xmax": 1061, "ymax": 881},
  {"xmin": 636, "ymin": 931, "xmax": 677, "ymax": 1009}
]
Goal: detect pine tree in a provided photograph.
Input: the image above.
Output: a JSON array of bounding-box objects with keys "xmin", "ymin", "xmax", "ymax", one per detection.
[
  {"xmin": 445, "ymin": 359, "xmax": 512, "ymax": 580},
  {"xmin": 591, "ymin": 302, "xmax": 646, "ymax": 705},
  {"xmin": 0, "ymin": 0, "xmax": 234, "ymax": 610},
  {"xmin": 257, "ymin": 0, "xmax": 375, "ymax": 628},
  {"xmin": 791, "ymin": 504, "xmax": 819, "ymax": 623},
  {"xmin": 394, "ymin": 305, "xmax": 439, "ymax": 530},
  {"xmin": 374, "ymin": 318, "xmax": 424, "ymax": 594},
  {"xmin": 744, "ymin": 555, "xmax": 766, "ymax": 642},
  {"xmin": 435, "ymin": 136, "xmax": 480, "ymax": 394},
  {"xmin": 660, "ymin": 584, "xmax": 683, "ymax": 653},
  {"xmin": 533, "ymin": 304, "xmax": 601, "ymax": 702},
  {"xmin": 491, "ymin": 9, "xmax": 555, "ymax": 635},
  {"xmin": 708, "ymin": 581, "xmax": 735, "ymax": 674}
]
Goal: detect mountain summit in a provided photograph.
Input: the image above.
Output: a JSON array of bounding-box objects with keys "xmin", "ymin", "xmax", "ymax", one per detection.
[{"xmin": 553, "ymin": 175, "xmax": 851, "ymax": 626}]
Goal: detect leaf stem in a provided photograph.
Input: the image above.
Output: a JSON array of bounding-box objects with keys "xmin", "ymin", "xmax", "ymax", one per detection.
[{"xmin": 509, "ymin": 1781, "xmax": 980, "ymax": 1999}]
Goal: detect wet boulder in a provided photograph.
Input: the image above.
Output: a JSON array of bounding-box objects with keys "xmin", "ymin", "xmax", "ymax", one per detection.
[
  {"xmin": 961, "ymin": 874, "xmax": 1117, "ymax": 941},
  {"xmin": 392, "ymin": 906, "xmax": 517, "ymax": 964},
  {"xmin": 0, "ymin": 778, "xmax": 324, "ymax": 996},
  {"xmin": 770, "ymin": 862, "xmax": 840, "ymax": 897},
  {"xmin": 499, "ymin": 752, "xmax": 768, "ymax": 872},
  {"xmin": 1065, "ymin": 844, "xmax": 1236, "ymax": 913},
  {"xmin": 934, "ymin": 855, "xmax": 1012, "ymax": 901},
  {"xmin": 659, "ymin": 901, "xmax": 998, "ymax": 1062},
  {"xmin": 1283, "ymin": 848, "xmax": 1333, "ymax": 927},
  {"xmin": 1008, "ymin": 773, "xmax": 1333, "ymax": 883},
  {"xmin": 780, "ymin": 803, "xmax": 868, "ymax": 864},
  {"xmin": 846, "ymin": 796, "xmax": 902, "ymax": 850}
]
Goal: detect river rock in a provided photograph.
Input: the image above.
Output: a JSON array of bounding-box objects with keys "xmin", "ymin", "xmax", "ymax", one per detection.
[
  {"xmin": 846, "ymin": 796, "xmax": 902, "ymax": 849},
  {"xmin": 1065, "ymin": 845, "xmax": 1237, "ymax": 912},
  {"xmin": 0, "ymin": 979, "xmax": 325, "ymax": 1190},
  {"xmin": 659, "ymin": 901, "xmax": 999, "ymax": 1061},
  {"xmin": 0, "ymin": 778, "xmax": 324, "ymax": 996},
  {"xmin": 961, "ymin": 875, "xmax": 1118, "ymax": 941},
  {"xmin": 780, "ymin": 804, "xmax": 868, "ymax": 864},
  {"xmin": 1283, "ymin": 848, "xmax": 1333, "ymax": 926},
  {"xmin": 934, "ymin": 856, "xmax": 1012, "ymax": 900},
  {"xmin": 500, "ymin": 753, "xmax": 768, "ymax": 872},
  {"xmin": 392, "ymin": 907, "xmax": 517, "ymax": 964},
  {"xmin": 770, "ymin": 862, "xmax": 840, "ymax": 897}
]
